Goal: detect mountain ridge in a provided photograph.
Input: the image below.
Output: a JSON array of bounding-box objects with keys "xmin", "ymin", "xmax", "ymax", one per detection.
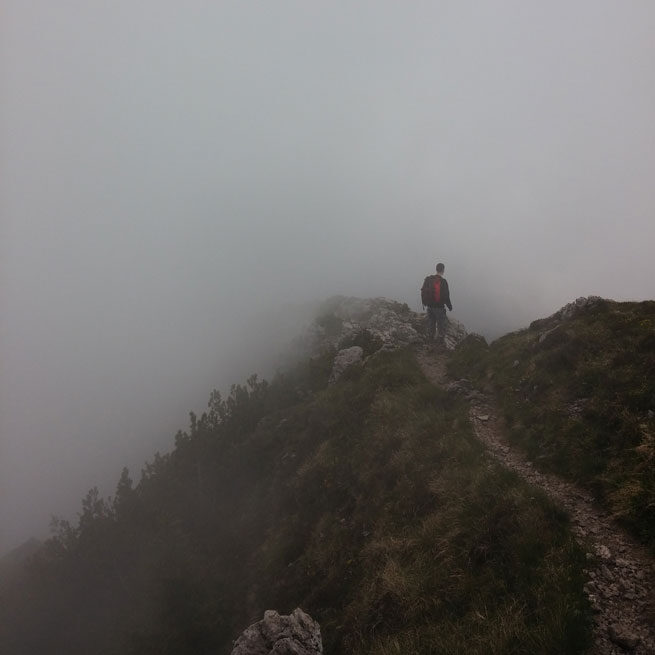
[{"xmin": 1, "ymin": 295, "xmax": 653, "ymax": 654}]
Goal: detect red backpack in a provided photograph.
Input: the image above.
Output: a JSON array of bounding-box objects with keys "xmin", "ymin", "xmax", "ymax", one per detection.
[{"xmin": 421, "ymin": 275, "xmax": 441, "ymax": 306}]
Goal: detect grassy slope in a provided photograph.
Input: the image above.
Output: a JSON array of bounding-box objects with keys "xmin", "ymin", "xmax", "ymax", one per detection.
[
  {"xmin": 1, "ymin": 346, "xmax": 591, "ymax": 654},
  {"xmin": 244, "ymin": 349, "xmax": 590, "ymax": 654},
  {"xmin": 448, "ymin": 299, "xmax": 655, "ymax": 553}
]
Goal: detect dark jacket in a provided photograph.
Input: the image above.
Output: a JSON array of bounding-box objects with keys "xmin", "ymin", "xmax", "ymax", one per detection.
[{"xmin": 421, "ymin": 274, "xmax": 452, "ymax": 311}]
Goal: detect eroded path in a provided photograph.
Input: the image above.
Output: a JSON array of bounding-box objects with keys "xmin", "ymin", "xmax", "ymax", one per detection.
[{"xmin": 416, "ymin": 346, "xmax": 655, "ymax": 655}]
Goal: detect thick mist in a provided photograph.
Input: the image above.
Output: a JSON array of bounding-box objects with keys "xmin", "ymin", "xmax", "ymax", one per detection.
[{"xmin": 2, "ymin": 1, "xmax": 655, "ymax": 554}]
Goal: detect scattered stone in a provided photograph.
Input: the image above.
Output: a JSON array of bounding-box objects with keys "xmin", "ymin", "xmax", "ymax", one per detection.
[
  {"xmin": 445, "ymin": 379, "xmax": 472, "ymax": 395},
  {"xmin": 596, "ymin": 544, "xmax": 612, "ymax": 560},
  {"xmin": 477, "ymin": 414, "xmax": 490, "ymax": 422},
  {"xmin": 607, "ymin": 624, "xmax": 640, "ymax": 651},
  {"xmin": 566, "ymin": 398, "xmax": 588, "ymax": 419},
  {"xmin": 231, "ymin": 608, "xmax": 323, "ymax": 655},
  {"xmin": 588, "ymin": 594, "xmax": 602, "ymax": 612},
  {"xmin": 512, "ymin": 360, "xmax": 520, "ymax": 368}
]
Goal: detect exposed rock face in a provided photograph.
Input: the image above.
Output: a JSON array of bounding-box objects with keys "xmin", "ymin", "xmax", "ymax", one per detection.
[
  {"xmin": 329, "ymin": 345, "xmax": 363, "ymax": 384},
  {"xmin": 308, "ymin": 296, "xmax": 467, "ymax": 355},
  {"xmin": 231, "ymin": 608, "xmax": 322, "ymax": 655},
  {"xmin": 322, "ymin": 297, "xmax": 424, "ymax": 350},
  {"xmin": 440, "ymin": 317, "xmax": 468, "ymax": 351},
  {"xmin": 530, "ymin": 296, "xmax": 605, "ymax": 332},
  {"xmin": 557, "ymin": 295, "xmax": 603, "ymax": 320}
]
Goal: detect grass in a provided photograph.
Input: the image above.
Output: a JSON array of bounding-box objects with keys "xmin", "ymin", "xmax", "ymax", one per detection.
[
  {"xmin": 448, "ymin": 299, "xmax": 655, "ymax": 551},
  {"xmin": 1, "ymin": 332, "xmax": 593, "ymax": 654},
  {"xmin": 234, "ymin": 347, "xmax": 591, "ymax": 653}
]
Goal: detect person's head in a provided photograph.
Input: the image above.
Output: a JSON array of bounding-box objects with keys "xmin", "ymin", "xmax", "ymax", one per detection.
[{"xmin": 436, "ymin": 263, "xmax": 445, "ymax": 275}]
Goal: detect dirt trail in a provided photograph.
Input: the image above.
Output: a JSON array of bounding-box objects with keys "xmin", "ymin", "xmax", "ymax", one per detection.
[{"xmin": 416, "ymin": 346, "xmax": 655, "ymax": 655}]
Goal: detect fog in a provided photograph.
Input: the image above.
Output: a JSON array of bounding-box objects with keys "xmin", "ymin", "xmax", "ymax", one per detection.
[{"xmin": 2, "ymin": 1, "xmax": 655, "ymax": 555}]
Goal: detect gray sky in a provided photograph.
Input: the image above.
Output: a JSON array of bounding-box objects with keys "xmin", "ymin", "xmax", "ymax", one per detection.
[{"xmin": 2, "ymin": 1, "xmax": 654, "ymax": 554}]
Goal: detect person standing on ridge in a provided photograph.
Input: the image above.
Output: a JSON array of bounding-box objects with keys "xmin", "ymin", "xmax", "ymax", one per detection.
[{"xmin": 421, "ymin": 262, "xmax": 452, "ymax": 346}]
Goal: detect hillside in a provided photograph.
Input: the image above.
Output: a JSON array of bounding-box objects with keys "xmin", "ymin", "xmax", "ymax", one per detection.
[
  {"xmin": 448, "ymin": 297, "xmax": 655, "ymax": 552},
  {"xmin": 3, "ymin": 296, "xmax": 652, "ymax": 654}
]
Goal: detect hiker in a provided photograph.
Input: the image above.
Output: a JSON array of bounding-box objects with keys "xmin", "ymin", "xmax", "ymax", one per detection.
[{"xmin": 421, "ymin": 263, "xmax": 452, "ymax": 345}]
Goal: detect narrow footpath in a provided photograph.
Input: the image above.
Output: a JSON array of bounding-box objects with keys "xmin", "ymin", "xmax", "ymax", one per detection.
[{"xmin": 416, "ymin": 346, "xmax": 655, "ymax": 655}]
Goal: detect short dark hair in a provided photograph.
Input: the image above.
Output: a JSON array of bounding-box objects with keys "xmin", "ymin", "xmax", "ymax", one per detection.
[{"xmin": 436, "ymin": 263, "xmax": 445, "ymax": 273}]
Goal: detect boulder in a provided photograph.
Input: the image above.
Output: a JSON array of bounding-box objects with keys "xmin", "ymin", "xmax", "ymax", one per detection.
[
  {"xmin": 231, "ymin": 608, "xmax": 323, "ymax": 655},
  {"xmin": 329, "ymin": 346, "xmax": 363, "ymax": 384},
  {"xmin": 607, "ymin": 623, "xmax": 640, "ymax": 651},
  {"xmin": 442, "ymin": 317, "xmax": 468, "ymax": 351},
  {"xmin": 320, "ymin": 297, "xmax": 466, "ymax": 351},
  {"xmin": 293, "ymin": 297, "xmax": 469, "ymax": 365}
]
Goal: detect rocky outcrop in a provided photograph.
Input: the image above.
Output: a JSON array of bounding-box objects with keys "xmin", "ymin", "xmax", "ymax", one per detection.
[
  {"xmin": 439, "ymin": 317, "xmax": 468, "ymax": 351},
  {"xmin": 317, "ymin": 297, "xmax": 424, "ymax": 351},
  {"xmin": 556, "ymin": 295, "xmax": 604, "ymax": 320},
  {"xmin": 231, "ymin": 608, "xmax": 322, "ymax": 655},
  {"xmin": 282, "ymin": 296, "xmax": 469, "ymax": 386},
  {"xmin": 530, "ymin": 296, "xmax": 605, "ymax": 333},
  {"xmin": 308, "ymin": 296, "xmax": 467, "ymax": 354},
  {"xmin": 329, "ymin": 346, "xmax": 363, "ymax": 384}
]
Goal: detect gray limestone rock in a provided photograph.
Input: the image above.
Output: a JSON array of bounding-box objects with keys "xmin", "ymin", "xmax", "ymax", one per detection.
[
  {"xmin": 559, "ymin": 296, "xmax": 603, "ymax": 320},
  {"xmin": 329, "ymin": 346, "xmax": 364, "ymax": 384},
  {"xmin": 231, "ymin": 608, "xmax": 323, "ymax": 655},
  {"xmin": 442, "ymin": 317, "xmax": 468, "ymax": 351},
  {"xmin": 306, "ymin": 297, "xmax": 468, "ymax": 357},
  {"xmin": 530, "ymin": 296, "xmax": 604, "ymax": 331}
]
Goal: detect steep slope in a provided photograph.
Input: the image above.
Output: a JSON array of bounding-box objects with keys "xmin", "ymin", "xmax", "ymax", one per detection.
[{"xmin": 0, "ymin": 299, "xmax": 592, "ymax": 654}]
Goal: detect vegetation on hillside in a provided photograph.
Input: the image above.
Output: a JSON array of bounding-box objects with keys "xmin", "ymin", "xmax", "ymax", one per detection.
[
  {"xmin": 448, "ymin": 300, "xmax": 655, "ymax": 552},
  {"xmin": 1, "ymin": 337, "xmax": 591, "ymax": 654}
]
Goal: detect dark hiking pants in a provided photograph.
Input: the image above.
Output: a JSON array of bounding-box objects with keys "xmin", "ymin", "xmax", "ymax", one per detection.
[{"xmin": 426, "ymin": 306, "xmax": 447, "ymax": 341}]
